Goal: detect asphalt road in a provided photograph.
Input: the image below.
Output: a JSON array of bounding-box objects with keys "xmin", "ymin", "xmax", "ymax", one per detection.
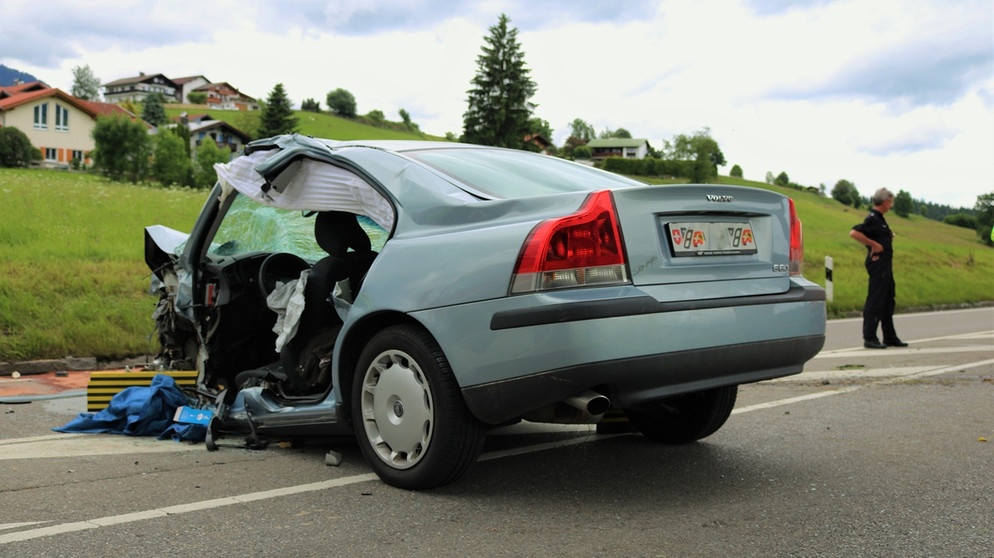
[{"xmin": 1, "ymin": 308, "xmax": 991, "ymax": 557}]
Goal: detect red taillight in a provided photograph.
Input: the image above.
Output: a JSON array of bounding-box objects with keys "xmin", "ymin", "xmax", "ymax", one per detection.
[
  {"xmin": 789, "ymin": 198, "xmax": 803, "ymax": 276},
  {"xmin": 510, "ymin": 190, "xmax": 629, "ymax": 294}
]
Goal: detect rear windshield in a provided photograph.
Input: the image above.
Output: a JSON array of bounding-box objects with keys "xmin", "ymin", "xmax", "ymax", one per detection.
[{"xmin": 404, "ymin": 148, "xmax": 643, "ymax": 199}]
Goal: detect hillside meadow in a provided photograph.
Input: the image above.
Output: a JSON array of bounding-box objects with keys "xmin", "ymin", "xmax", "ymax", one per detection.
[
  {"xmin": 1, "ymin": 152, "xmax": 992, "ymax": 362},
  {"xmin": 164, "ymin": 105, "xmax": 449, "ymax": 141}
]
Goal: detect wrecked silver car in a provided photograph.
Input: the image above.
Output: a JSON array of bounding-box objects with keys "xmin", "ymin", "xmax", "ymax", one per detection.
[{"xmin": 145, "ymin": 134, "xmax": 826, "ymax": 489}]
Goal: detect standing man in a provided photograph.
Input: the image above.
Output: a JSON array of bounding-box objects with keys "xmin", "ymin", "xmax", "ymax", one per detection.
[{"xmin": 849, "ymin": 188, "xmax": 908, "ymax": 349}]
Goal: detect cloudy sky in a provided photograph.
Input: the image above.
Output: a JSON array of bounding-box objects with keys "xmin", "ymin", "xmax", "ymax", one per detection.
[{"xmin": 2, "ymin": 0, "xmax": 991, "ymax": 208}]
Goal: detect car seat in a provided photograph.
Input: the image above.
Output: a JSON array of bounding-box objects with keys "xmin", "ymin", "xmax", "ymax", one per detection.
[{"xmin": 280, "ymin": 211, "xmax": 377, "ymax": 394}]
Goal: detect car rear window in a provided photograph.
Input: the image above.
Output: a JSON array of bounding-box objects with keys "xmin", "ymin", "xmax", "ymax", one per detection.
[{"xmin": 404, "ymin": 148, "xmax": 643, "ymax": 199}]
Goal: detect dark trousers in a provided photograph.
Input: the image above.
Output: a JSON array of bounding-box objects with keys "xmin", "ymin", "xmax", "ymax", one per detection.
[{"xmin": 862, "ymin": 257, "xmax": 897, "ymax": 342}]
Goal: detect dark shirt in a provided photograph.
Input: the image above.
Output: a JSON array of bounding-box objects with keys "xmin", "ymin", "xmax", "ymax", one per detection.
[{"xmin": 852, "ymin": 208, "xmax": 893, "ymax": 257}]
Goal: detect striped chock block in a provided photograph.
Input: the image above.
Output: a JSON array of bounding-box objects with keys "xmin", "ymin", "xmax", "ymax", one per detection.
[{"xmin": 86, "ymin": 370, "xmax": 198, "ymax": 412}]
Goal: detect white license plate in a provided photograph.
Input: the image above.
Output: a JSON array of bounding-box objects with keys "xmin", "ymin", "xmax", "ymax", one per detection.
[{"xmin": 667, "ymin": 221, "xmax": 757, "ymax": 256}]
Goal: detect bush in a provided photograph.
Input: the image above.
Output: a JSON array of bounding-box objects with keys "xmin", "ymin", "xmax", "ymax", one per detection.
[
  {"xmin": 152, "ymin": 132, "xmax": 193, "ymax": 186},
  {"xmin": 193, "ymin": 137, "xmax": 232, "ymax": 188},
  {"xmin": 602, "ymin": 157, "xmax": 695, "ymax": 179},
  {"xmin": 0, "ymin": 127, "xmax": 40, "ymax": 167},
  {"xmin": 943, "ymin": 213, "xmax": 976, "ymax": 229},
  {"xmin": 91, "ymin": 115, "xmax": 152, "ymax": 182}
]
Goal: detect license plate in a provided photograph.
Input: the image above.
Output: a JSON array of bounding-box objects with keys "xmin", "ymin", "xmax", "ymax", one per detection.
[{"xmin": 667, "ymin": 221, "xmax": 757, "ymax": 257}]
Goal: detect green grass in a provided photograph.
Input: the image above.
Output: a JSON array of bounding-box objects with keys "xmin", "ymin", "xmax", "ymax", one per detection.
[
  {"xmin": 164, "ymin": 106, "xmax": 449, "ymax": 141},
  {"xmin": 713, "ymin": 176, "xmax": 994, "ymax": 316},
  {"xmin": 0, "ymin": 169, "xmax": 204, "ymax": 361},
  {"xmin": 2, "ymin": 162, "xmax": 992, "ymax": 362}
]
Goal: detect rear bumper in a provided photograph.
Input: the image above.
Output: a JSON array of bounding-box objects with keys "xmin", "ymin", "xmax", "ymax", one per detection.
[
  {"xmin": 462, "ymin": 333, "xmax": 824, "ymax": 424},
  {"xmin": 411, "ymin": 280, "xmax": 825, "ymax": 425}
]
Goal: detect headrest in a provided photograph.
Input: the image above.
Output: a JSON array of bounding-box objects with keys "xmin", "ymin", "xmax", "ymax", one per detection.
[{"xmin": 314, "ymin": 211, "xmax": 371, "ymax": 256}]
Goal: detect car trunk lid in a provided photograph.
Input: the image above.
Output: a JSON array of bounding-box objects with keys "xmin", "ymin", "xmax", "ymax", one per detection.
[{"xmin": 611, "ymin": 184, "xmax": 796, "ymax": 302}]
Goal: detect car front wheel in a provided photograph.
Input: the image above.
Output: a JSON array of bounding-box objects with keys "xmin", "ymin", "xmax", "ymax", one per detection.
[
  {"xmin": 351, "ymin": 324, "xmax": 485, "ymax": 489},
  {"xmin": 626, "ymin": 385, "xmax": 738, "ymax": 444}
]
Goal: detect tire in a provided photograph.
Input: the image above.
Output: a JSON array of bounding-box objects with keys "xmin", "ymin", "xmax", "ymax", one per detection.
[
  {"xmin": 351, "ymin": 324, "xmax": 485, "ymax": 489},
  {"xmin": 626, "ymin": 385, "xmax": 738, "ymax": 444}
]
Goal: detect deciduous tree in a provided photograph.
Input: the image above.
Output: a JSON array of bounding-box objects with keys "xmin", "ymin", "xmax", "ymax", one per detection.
[
  {"xmin": 462, "ymin": 14, "xmax": 537, "ymax": 149},
  {"xmin": 70, "ymin": 64, "xmax": 101, "ymax": 101},
  {"xmin": 91, "ymin": 115, "xmax": 151, "ymax": 182},
  {"xmin": 893, "ymin": 189, "xmax": 914, "ymax": 217},
  {"xmin": 663, "ymin": 128, "xmax": 724, "ymax": 183},
  {"xmin": 193, "ymin": 137, "xmax": 232, "ymax": 188},
  {"xmin": 399, "ymin": 108, "xmax": 420, "ymax": 133},
  {"xmin": 326, "ymin": 88, "xmax": 357, "ymax": 118},
  {"xmin": 831, "ymin": 179, "xmax": 860, "ymax": 207},
  {"xmin": 600, "ymin": 128, "xmax": 632, "ymax": 139},
  {"xmin": 569, "ymin": 118, "xmax": 596, "ymax": 142},
  {"xmin": 152, "ymin": 131, "xmax": 192, "ymax": 186}
]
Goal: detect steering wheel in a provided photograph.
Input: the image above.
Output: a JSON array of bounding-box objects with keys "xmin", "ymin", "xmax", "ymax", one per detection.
[{"xmin": 257, "ymin": 253, "xmax": 310, "ymax": 298}]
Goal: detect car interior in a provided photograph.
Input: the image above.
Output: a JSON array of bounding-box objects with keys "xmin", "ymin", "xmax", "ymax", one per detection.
[{"xmin": 202, "ymin": 205, "xmax": 380, "ymax": 400}]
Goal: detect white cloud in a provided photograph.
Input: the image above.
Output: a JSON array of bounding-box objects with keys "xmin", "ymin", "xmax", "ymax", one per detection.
[{"xmin": 1, "ymin": 0, "xmax": 991, "ymax": 209}]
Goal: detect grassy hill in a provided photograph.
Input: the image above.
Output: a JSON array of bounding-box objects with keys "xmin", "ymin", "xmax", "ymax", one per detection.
[
  {"xmin": 164, "ymin": 106, "xmax": 448, "ymax": 141},
  {"xmin": 1, "ymin": 148, "xmax": 991, "ymax": 362}
]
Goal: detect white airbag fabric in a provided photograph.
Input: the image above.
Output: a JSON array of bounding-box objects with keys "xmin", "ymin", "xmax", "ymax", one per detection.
[
  {"xmin": 267, "ymin": 271, "xmax": 308, "ymax": 353},
  {"xmin": 214, "ymin": 149, "xmax": 394, "ymax": 230}
]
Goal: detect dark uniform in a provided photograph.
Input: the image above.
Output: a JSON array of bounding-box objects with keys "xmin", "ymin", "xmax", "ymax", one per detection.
[{"xmin": 852, "ymin": 209, "xmax": 897, "ymax": 343}]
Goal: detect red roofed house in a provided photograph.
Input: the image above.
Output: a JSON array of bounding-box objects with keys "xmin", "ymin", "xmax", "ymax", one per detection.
[
  {"xmin": 171, "ymin": 75, "xmax": 211, "ymax": 104},
  {"xmin": 193, "ymin": 82, "xmax": 259, "ymax": 111},
  {"xmin": 0, "ymin": 81, "xmax": 142, "ymax": 168}
]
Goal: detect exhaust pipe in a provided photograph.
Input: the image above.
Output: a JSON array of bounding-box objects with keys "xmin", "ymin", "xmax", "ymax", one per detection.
[
  {"xmin": 522, "ymin": 390, "xmax": 612, "ymax": 424},
  {"xmin": 564, "ymin": 390, "xmax": 611, "ymax": 417}
]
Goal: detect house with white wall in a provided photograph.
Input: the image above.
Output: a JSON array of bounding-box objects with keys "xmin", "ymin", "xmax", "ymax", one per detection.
[
  {"xmin": 586, "ymin": 138, "xmax": 652, "ymax": 160},
  {"xmin": 102, "ymin": 73, "xmax": 181, "ymax": 104},
  {"xmin": 0, "ymin": 82, "xmax": 142, "ymax": 167}
]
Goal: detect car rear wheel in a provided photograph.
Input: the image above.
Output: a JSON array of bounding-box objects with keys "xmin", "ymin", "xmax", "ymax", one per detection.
[
  {"xmin": 352, "ymin": 324, "xmax": 485, "ymax": 489},
  {"xmin": 626, "ymin": 385, "xmax": 738, "ymax": 444}
]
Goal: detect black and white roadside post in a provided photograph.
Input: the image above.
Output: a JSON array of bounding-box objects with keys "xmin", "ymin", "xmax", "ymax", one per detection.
[{"xmin": 825, "ymin": 256, "xmax": 834, "ymax": 303}]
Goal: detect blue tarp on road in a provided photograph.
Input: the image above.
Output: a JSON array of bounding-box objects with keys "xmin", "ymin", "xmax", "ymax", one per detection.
[{"xmin": 53, "ymin": 373, "xmax": 206, "ymax": 442}]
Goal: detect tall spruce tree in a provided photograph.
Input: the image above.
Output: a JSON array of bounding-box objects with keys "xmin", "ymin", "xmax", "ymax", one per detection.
[
  {"xmin": 258, "ymin": 83, "xmax": 299, "ymax": 138},
  {"xmin": 462, "ymin": 14, "xmax": 537, "ymax": 149},
  {"xmin": 141, "ymin": 92, "xmax": 167, "ymax": 127}
]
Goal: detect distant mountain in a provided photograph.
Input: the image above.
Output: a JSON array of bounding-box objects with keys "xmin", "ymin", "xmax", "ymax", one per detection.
[{"xmin": 0, "ymin": 64, "xmax": 40, "ymax": 86}]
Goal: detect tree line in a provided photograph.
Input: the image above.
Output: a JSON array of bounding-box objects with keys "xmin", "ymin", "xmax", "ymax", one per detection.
[{"xmin": 3, "ymin": 15, "xmax": 992, "ymax": 245}]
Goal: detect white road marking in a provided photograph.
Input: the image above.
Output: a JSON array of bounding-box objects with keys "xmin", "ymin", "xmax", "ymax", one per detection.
[
  {"xmin": 0, "ymin": 434, "xmax": 202, "ymax": 460},
  {"xmin": 0, "ymin": 522, "xmax": 49, "ymax": 532},
  {"xmin": 2, "ymin": 343, "xmax": 991, "ymax": 546},
  {"xmin": 0, "ymin": 474, "xmax": 378, "ymax": 544},
  {"xmin": 814, "ymin": 345, "xmax": 993, "ymax": 359},
  {"xmin": 736, "ymin": 358, "xmax": 994, "ymax": 415},
  {"xmin": 815, "ymin": 330, "xmax": 994, "ymax": 358}
]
